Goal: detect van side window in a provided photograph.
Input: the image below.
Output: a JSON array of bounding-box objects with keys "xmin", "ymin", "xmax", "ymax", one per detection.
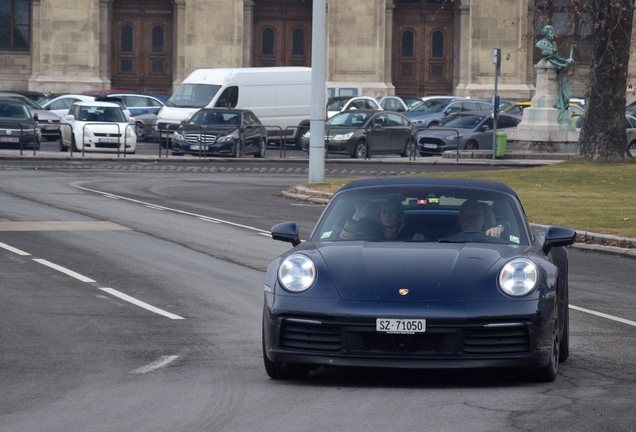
[{"xmin": 216, "ymin": 86, "xmax": 239, "ymax": 108}]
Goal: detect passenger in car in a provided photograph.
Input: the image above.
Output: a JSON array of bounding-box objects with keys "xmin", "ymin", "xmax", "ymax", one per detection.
[{"xmin": 340, "ymin": 199, "xmax": 422, "ymax": 241}]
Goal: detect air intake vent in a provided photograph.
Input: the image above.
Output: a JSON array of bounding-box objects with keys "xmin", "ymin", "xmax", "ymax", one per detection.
[
  {"xmin": 280, "ymin": 321, "xmax": 342, "ymax": 352},
  {"xmin": 463, "ymin": 327, "xmax": 530, "ymax": 355}
]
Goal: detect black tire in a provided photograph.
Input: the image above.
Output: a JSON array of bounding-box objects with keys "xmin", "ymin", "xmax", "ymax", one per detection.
[
  {"xmin": 262, "ymin": 333, "xmax": 310, "ymax": 380},
  {"xmin": 135, "ymin": 122, "xmax": 147, "ymax": 142},
  {"xmin": 254, "ymin": 138, "xmax": 266, "ymax": 158},
  {"xmin": 536, "ymin": 319, "xmax": 560, "ymax": 382},
  {"xmin": 464, "ymin": 140, "xmax": 478, "ymax": 150},
  {"xmin": 629, "ymin": 141, "xmax": 636, "ymax": 150},
  {"xmin": 295, "ymin": 127, "xmax": 308, "ymax": 150},
  {"xmin": 352, "ymin": 140, "xmax": 367, "ymax": 159},
  {"xmin": 401, "ymin": 139, "xmax": 416, "ymax": 158},
  {"xmin": 559, "ymin": 290, "xmax": 570, "ymax": 363},
  {"xmin": 58, "ymin": 133, "xmax": 68, "ymax": 152}
]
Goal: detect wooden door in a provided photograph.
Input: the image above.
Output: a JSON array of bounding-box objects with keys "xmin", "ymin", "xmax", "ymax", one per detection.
[{"xmin": 111, "ymin": 0, "xmax": 173, "ymax": 95}]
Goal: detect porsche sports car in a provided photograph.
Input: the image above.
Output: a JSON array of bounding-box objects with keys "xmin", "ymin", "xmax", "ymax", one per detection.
[{"xmin": 263, "ymin": 178, "xmax": 576, "ymax": 382}]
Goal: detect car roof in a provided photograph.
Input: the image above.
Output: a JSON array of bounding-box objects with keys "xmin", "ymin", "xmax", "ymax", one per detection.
[
  {"xmin": 73, "ymin": 101, "xmax": 123, "ymax": 108},
  {"xmin": 338, "ymin": 177, "xmax": 518, "ymax": 197},
  {"xmin": 0, "ymin": 97, "xmax": 28, "ymax": 105}
]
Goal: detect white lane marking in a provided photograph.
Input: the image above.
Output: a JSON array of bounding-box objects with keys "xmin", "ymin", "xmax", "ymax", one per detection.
[
  {"xmin": 570, "ymin": 304, "xmax": 636, "ymax": 327},
  {"xmin": 259, "ymin": 232, "xmax": 270, "ymax": 237},
  {"xmin": 146, "ymin": 205, "xmax": 165, "ymax": 211},
  {"xmin": 33, "ymin": 258, "xmax": 96, "ymax": 283},
  {"xmin": 198, "ymin": 217, "xmax": 221, "ymax": 223},
  {"xmin": 100, "ymin": 287, "xmax": 185, "ymax": 320},
  {"xmin": 130, "ymin": 355, "xmax": 179, "ymax": 374},
  {"xmin": 73, "ymin": 183, "xmax": 271, "ymax": 235},
  {"xmin": 0, "ymin": 241, "xmax": 31, "ymax": 256}
]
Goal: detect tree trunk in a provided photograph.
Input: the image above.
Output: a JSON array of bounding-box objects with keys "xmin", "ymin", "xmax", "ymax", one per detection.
[{"xmin": 578, "ymin": 0, "xmax": 634, "ymax": 161}]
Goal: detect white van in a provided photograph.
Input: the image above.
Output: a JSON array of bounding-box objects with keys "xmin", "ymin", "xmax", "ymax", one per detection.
[{"xmin": 155, "ymin": 67, "xmax": 311, "ymax": 147}]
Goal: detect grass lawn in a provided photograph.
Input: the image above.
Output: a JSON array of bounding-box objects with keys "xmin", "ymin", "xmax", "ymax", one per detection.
[{"xmin": 302, "ymin": 160, "xmax": 636, "ymax": 239}]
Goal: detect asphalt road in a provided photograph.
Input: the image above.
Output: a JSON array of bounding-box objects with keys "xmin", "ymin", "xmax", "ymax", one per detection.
[{"xmin": 0, "ymin": 164, "xmax": 635, "ymax": 431}]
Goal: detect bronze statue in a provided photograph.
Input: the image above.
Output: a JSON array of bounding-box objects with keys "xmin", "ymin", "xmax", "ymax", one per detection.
[{"xmin": 536, "ymin": 25, "xmax": 576, "ymax": 122}]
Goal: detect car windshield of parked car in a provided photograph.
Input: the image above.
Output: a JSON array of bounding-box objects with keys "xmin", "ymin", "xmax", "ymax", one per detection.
[
  {"xmin": 311, "ymin": 186, "xmax": 527, "ymax": 245},
  {"xmin": 408, "ymin": 99, "xmax": 450, "ymax": 113},
  {"xmin": 0, "ymin": 103, "xmax": 30, "ymax": 119},
  {"xmin": 326, "ymin": 111, "xmax": 372, "ymax": 128},
  {"xmin": 78, "ymin": 106, "xmax": 126, "ymax": 122},
  {"xmin": 166, "ymin": 84, "xmax": 221, "ymax": 108},
  {"xmin": 189, "ymin": 110, "xmax": 240, "ymax": 126},
  {"xmin": 439, "ymin": 114, "xmax": 486, "ymax": 129},
  {"xmin": 327, "ymin": 97, "xmax": 352, "ymax": 111}
]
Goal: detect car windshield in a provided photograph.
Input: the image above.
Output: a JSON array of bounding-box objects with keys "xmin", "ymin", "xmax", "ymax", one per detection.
[
  {"xmin": 189, "ymin": 110, "xmax": 240, "ymax": 126},
  {"xmin": 439, "ymin": 114, "xmax": 486, "ymax": 129},
  {"xmin": 0, "ymin": 103, "xmax": 30, "ymax": 119},
  {"xmin": 78, "ymin": 106, "xmax": 126, "ymax": 122},
  {"xmin": 326, "ymin": 111, "xmax": 371, "ymax": 127},
  {"xmin": 311, "ymin": 186, "xmax": 527, "ymax": 245},
  {"xmin": 166, "ymin": 84, "xmax": 221, "ymax": 108},
  {"xmin": 409, "ymin": 99, "xmax": 451, "ymax": 113},
  {"xmin": 327, "ymin": 97, "xmax": 352, "ymax": 111}
]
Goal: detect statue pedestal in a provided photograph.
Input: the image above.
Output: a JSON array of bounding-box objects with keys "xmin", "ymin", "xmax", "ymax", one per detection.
[{"xmin": 507, "ymin": 59, "xmax": 579, "ymax": 153}]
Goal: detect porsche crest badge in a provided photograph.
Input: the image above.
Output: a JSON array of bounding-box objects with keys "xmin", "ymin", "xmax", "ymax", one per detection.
[{"xmin": 399, "ymin": 289, "xmax": 409, "ymax": 296}]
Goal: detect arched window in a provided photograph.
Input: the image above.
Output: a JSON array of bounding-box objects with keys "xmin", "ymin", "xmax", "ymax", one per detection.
[
  {"xmin": 292, "ymin": 28, "xmax": 304, "ymax": 56},
  {"xmin": 401, "ymin": 30, "xmax": 414, "ymax": 58},
  {"xmin": 121, "ymin": 24, "xmax": 133, "ymax": 52},
  {"xmin": 262, "ymin": 28, "xmax": 275, "ymax": 56},
  {"xmin": 432, "ymin": 31, "xmax": 444, "ymax": 58},
  {"xmin": 152, "ymin": 25, "xmax": 164, "ymax": 53},
  {"xmin": 0, "ymin": 0, "xmax": 30, "ymax": 51}
]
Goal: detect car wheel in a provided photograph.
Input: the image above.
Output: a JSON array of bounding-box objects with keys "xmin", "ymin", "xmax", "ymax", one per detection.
[
  {"xmin": 401, "ymin": 140, "xmax": 416, "ymax": 158},
  {"xmin": 262, "ymin": 333, "xmax": 310, "ymax": 380},
  {"xmin": 629, "ymin": 140, "xmax": 636, "ymax": 150},
  {"xmin": 254, "ymin": 138, "xmax": 266, "ymax": 158},
  {"xmin": 464, "ymin": 140, "xmax": 478, "ymax": 150},
  {"xmin": 536, "ymin": 319, "xmax": 559, "ymax": 382},
  {"xmin": 559, "ymin": 290, "xmax": 570, "ymax": 363},
  {"xmin": 295, "ymin": 127, "xmax": 308, "ymax": 150},
  {"xmin": 58, "ymin": 133, "xmax": 68, "ymax": 152},
  {"xmin": 352, "ymin": 140, "xmax": 367, "ymax": 159},
  {"xmin": 135, "ymin": 122, "xmax": 147, "ymax": 142}
]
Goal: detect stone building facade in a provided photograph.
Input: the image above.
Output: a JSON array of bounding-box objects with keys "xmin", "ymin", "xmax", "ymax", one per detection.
[{"xmin": 1, "ymin": 0, "xmax": 611, "ymax": 100}]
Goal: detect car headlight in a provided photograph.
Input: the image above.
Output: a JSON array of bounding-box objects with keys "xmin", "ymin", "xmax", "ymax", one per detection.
[
  {"xmin": 413, "ymin": 119, "xmax": 428, "ymax": 126},
  {"xmin": 498, "ymin": 258, "xmax": 539, "ymax": 297},
  {"xmin": 278, "ymin": 254, "xmax": 316, "ymax": 293},
  {"xmin": 303, "ymin": 131, "xmax": 310, "ymax": 139},
  {"xmin": 126, "ymin": 127, "xmax": 134, "ymax": 138},
  {"xmin": 332, "ymin": 132, "xmax": 353, "ymax": 141},
  {"xmin": 84, "ymin": 129, "xmax": 94, "ymax": 138},
  {"xmin": 173, "ymin": 130, "xmax": 184, "ymax": 140},
  {"xmin": 217, "ymin": 130, "xmax": 239, "ymax": 143}
]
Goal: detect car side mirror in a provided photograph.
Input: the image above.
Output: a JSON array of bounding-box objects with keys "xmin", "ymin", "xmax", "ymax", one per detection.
[
  {"xmin": 271, "ymin": 222, "xmax": 301, "ymax": 247},
  {"xmin": 65, "ymin": 114, "xmax": 74, "ymax": 121},
  {"xmin": 129, "ymin": 117, "xmax": 135, "ymax": 124},
  {"xmin": 481, "ymin": 125, "xmax": 490, "ymax": 132},
  {"xmin": 373, "ymin": 123, "xmax": 382, "ymax": 129},
  {"xmin": 32, "ymin": 113, "xmax": 39, "ymax": 122},
  {"xmin": 542, "ymin": 226, "xmax": 576, "ymax": 255}
]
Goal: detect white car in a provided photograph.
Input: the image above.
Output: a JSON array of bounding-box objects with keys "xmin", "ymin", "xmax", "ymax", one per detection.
[
  {"xmin": 42, "ymin": 94, "xmax": 132, "ymax": 119},
  {"xmin": 59, "ymin": 101, "xmax": 136, "ymax": 153},
  {"xmin": 327, "ymin": 96, "xmax": 382, "ymax": 119}
]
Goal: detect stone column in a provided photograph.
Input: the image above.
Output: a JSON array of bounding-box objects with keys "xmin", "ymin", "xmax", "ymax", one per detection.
[
  {"xmin": 173, "ymin": 0, "xmax": 187, "ymax": 91},
  {"xmin": 384, "ymin": 0, "xmax": 395, "ymax": 95},
  {"xmin": 243, "ymin": 0, "xmax": 255, "ymax": 67}
]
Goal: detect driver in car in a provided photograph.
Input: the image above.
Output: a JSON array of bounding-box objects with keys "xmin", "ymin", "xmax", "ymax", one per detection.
[{"xmin": 457, "ymin": 199, "xmax": 504, "ymax": 238}]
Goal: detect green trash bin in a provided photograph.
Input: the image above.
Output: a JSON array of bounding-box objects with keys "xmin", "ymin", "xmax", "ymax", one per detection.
[{"xmin": 495, "ymin": 131, "xmax": 507, "ymax": 158}]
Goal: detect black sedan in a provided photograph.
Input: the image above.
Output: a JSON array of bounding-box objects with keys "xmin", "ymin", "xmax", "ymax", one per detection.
[
  {"xmin": 0, "ymin": 97, "xmax": 40, "ymax": 150},
  {"xmin": 263, "ymin": 178, "xmax": 576, "ymax": 382},
  {"xmin": 416, "ymin": 112, "xmax": 520, "ymax": 156},
  {"xmin": 171, "ymin": 108, "xmax": 267, "ymax": 157},
  {"xmin": 302, "ymin": 109, "xmax": 415, "ymax": 158}
]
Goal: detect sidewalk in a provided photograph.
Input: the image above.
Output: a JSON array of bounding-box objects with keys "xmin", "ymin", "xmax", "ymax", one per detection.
[{"xmin": 283, "ymin": 186, "xmax": 636, "ymax": 259}]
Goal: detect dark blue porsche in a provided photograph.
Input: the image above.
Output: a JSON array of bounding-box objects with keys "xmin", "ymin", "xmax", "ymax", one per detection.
[{"xmin": 263, "ymin": 178, "xmax": 576, "ymax": 382}]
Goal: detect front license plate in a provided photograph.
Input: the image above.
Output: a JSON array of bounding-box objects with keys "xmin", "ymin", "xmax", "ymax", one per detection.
[
  {"xmin": 190, "ymin": 145, "xmax": 208, "ymax": 151},
  {"xmin": 376, "ymin": 319, "xmax": 426, "ymax": 334},
  {"xmin": 43, "ymin": 125, "xmax": 59, "ymax": 130},
  {"xmin": 0, "ymin": 137, "xmax": 20, "ymax": 143},
  {"xmin": 98, "ymin": 138, "xmax": 119, "ymax": 143},
  {"xmin": 423, "ymin": 143, "xmax": 437, "ymax": 149}
]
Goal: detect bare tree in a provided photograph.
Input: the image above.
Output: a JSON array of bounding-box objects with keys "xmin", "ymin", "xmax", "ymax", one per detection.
[{"xmin": 577, "ymin": 0, "xmax": 634, "ymax": 161}]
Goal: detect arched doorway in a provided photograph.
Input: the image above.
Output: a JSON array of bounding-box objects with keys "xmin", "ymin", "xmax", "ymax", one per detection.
[
  {"xmin": 111, "ymin": 0, "xmax": 174, "ymax": 95},
  {"xmin": 392, "ymin": 0, "xmax": 454, "ymax": 96},
  {"xmin": 252, "ymin": 0, "xmax": 312, "ymax": 67}
]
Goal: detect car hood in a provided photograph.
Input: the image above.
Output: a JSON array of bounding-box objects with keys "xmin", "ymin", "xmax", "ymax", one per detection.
[
  {"xmin": 316, "ymin": 242, "xmax": 514, "ymax": 302},
  {"xmin": 76, "ymin": 122, "xmax": 129, "ymax": 132},
  {"xmin": 418, "ymin": 127, "xmax": 473, "ymax": 139},
  {"xmin": 182, "ymin": 125, "xmax": 239, "ymax": 135}
]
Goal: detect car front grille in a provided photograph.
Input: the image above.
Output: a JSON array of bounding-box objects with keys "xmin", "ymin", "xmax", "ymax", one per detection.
[
  {"xmin": 94, "ymin": 133, "xmax": 122, "ymax": 138},
  {"xmin": 184, "ymin": 133, "xmax": 217, "ymax": 145},
  {"xmin": 278, "ymin": 319, "xmax": 531, "ymax": 356},
  {"xmin": 418, "ymin": 137, "xmax": 445, "ymax": 154}
]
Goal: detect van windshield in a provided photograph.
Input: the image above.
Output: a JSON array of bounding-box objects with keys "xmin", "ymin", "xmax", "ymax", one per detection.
[{"xmin": 166, "ymin": 84, "xmax": 221, "ymax": 108}]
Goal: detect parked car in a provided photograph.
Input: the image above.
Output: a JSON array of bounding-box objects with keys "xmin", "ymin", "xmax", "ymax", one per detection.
[
  {"xmin": 263, "ymin": 177, "xmax": 576, "ymax": 381},
  {"xmin": 399, "ymin": 96, "xmax": 425, "ymax": 109},
  {"xmin": 4, "ymin": 90, "xmax": 50, "ymax": 104},
  {"xmin": 171, "ymin": 108, "xmax": 267, "ymax": 157},
  {"xmin": 0, "ymin": 92, "xmax": 62, "ymax": 141},
  {"xmin": 327, "ymin": 96, "xmax": 382, "ymax": 118},
  {"xmin": 416, "ymin": 112, "xmax": 520, "ymax": 155},
  {"xmin": 378, "ymin": 96, "xmax": 410, "ymax": 112},
  {"xmin": 302, "ymin": 109, "xmax": 415, "ymax": 159},
  {"xmin": 42, "ymin": 94, "xmax": 132, "ymax": 119},
  {"xmin": 404, "ymin": 97, "xmax": 491, "ymax": 130},
  {"xmin": 59, "ymin": 101, "xmax": 136, "ymax": 153},
  {"xmin": 575, "ymin": 114, "xmax": 636, "ymax": 150},
  {"xmin": 109, "ymin": 93, "xmax": 167, "ymax": 142},
  {"xmin": 0, "ymin": 97, "xmax": 40, "ymax": 150},
  {"xmin": 501, "ymin": 100, "xmax": 584, "ymax": 124}
]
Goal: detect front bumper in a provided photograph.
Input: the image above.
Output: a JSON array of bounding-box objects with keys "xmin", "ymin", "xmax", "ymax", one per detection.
[
  {"xmin": 171, "ymin": 137, "xmax": 235, "ymax": 156},
  {"xmin": 263, "ymin": 294, "xmax": 555, "ymax": 370}
]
